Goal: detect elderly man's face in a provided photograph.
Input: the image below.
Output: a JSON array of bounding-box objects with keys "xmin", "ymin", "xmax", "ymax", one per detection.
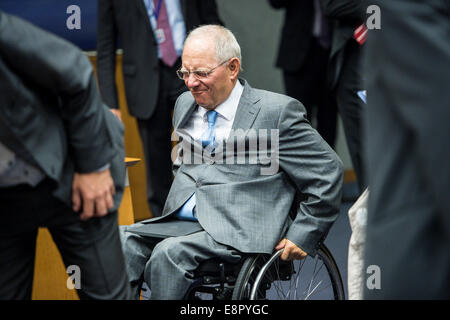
[{"xmin": 181, "ymin": 37, "xmax": 236, "ymax": 110}]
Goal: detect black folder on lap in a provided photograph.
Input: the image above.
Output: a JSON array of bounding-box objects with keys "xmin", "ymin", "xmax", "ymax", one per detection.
[{"xmin": 126, "ymin": 220, "xmax": 203, "ymax": 238}]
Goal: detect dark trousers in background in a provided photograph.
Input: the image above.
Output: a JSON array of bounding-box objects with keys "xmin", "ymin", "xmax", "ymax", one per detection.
[
  {"xmin": 0, "ymin": 179, "xmax": 131, "ymax": 300},
  {"xmin": 283, "ymin": 39, "xmax": 338, "ymax": 149},
  {"xmin": 334, "ymin": 41, "xmax": 367, "ymax": 192},
  {"xmin": 137, "ymin": 59, "xmax": 187, "ymax": 218}
]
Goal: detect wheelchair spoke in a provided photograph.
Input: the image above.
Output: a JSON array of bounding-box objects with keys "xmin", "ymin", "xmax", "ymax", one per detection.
[
  {"xmin": 307, "ymin": 282, "xmax": 334, "ymax": 297},
  {"xmin": 247, "ymin": 245, "xmax": 344, "ymax": 300},
  {"xmin": 268, "ymin": 266, "xmax": 286, "ymax": 298},
  {"xmin": 274, "ymin": 261, "xmax": 291, "ymax": 299},
  {"xmin": 304, "ymin": 280, "xmax": 323, "ymax": 300},
  {"xmin": 296, "ymin": 257, "xmax": 307, "ymax": 276},
  {"xmin": 270, "ymin": 282, "xmax": 283, "ymax": 299},
  {"xmin": 280, "ymin": 257, "xmax": 302, "ymax": 299},
  {"xmin": 305, "ymin": 256, "xmax": 320, "ymax": 297},
  {"xmin": 312, "ymin": 259, "xmax": 326, "ymax": 280},
  {"xmin": 267, "ymin": 261, "xmax": 290, "ymax": 299},
  {"xmin": 294, "ymin": 266, "xmax": 301, "ymax": 300}
]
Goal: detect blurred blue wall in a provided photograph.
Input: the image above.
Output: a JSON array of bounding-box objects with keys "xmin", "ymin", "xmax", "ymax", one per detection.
[{"xmin": 0, "ymin": 0, "xmax": 98, "ymax": 51}]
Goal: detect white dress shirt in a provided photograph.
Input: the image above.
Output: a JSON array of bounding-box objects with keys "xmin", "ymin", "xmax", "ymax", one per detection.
[
  {"xmin": 0, "ymin": 141, "xmax": 45, "ymax": 187},
  {"xmin": 0, "ymin": 141, "xmax": 108, "ymax": 187},
  {"xmin": 180, "ymin": 80, "xmax": 244, "ymax": 142}
]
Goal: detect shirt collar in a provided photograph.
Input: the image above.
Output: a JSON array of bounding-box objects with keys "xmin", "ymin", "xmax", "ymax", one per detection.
[{"xmin": 198, "ymin": 80, "xmax": 244, "ymax": 121}]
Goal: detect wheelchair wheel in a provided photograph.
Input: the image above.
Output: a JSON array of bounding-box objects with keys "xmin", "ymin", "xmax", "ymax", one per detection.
[
  {"xmin": 231, "ymin": 254, "xmax": 262, "ymax": 300},
  {"xmin": 233, "ymin": 244, "xmax": 345, "ymax": 300}
]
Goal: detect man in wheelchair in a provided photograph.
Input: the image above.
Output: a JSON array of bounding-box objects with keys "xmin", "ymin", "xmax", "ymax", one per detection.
[{"xmin": 120, "ymin": 25, "xmax": 344, "ymax": 300}]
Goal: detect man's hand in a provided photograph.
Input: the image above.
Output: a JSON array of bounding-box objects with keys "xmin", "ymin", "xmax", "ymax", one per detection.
[
  {"xmin": 275, "ymin": 238, "xmax": 308, "ymax": 261},
  {"xmin": 72, "ymin": 168, "xmax": 115, "ymax": 221},
  {"xmin": 110, "ymin": 108, "xmax": 122, "ymax": 122}
]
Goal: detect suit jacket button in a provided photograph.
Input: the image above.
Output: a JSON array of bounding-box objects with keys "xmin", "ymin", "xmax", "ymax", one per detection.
[{"xmin": 196, "ymin": 182, "xmax": 201, "ymax": 188}]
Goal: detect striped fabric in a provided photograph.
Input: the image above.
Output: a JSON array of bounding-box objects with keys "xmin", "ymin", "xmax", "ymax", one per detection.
[{"xmin": 354, "ymin": 24, "xmax": 368, "ymax": 45}]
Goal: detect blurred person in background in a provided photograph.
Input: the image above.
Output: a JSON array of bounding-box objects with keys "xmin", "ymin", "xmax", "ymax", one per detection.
[
  {"xmin": 363, "ymin": 0, "xmax": 450, "ymax": 299},
  {"xmin": 269, "ymin": 0, "xmax": 338, "ymax": 149},
  {"xmin": 321, "ymin": 0, "xmax": 367, "ymax": 193},
  {"xmin": 0, "ymin": 11, "xmax": 131, "ymax": 300},
  {"xmin": 96, "ymin": 0, "xmax": 223, "ymax": 217}
]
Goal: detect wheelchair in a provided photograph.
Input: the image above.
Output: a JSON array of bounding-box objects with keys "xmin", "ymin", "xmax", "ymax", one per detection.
[
  {"xmin": 140, "ymin": 193, "xmax": 345, "ymax": 300},
  {"xmin": 184, "ymin": 243, "xmax": 345, "ymax": 300}
]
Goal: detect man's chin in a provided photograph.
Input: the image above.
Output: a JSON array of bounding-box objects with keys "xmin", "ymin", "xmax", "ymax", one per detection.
[
  {"xmin": 192, "ymin": 95, "xmax": 211, "ymax": 108},
  {"xmin": 195, "ymin": 101, "xmax": 214, "ymax": 109}
]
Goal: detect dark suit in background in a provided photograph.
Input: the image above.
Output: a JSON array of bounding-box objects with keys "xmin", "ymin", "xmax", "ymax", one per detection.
[
  {"xmin": 97, "ymin": 0, "xmax": 223, "ymax": 217},
  {"xmin": 0, "ymin": 12, "xmax": 130, "ymax": 299},
  {"xmin": 269, "ymin": 0, "xmax": 337, "ymax": 149},
  {"xmin": 363, "ymin": 0, "xmax": 450, "ymax": 299},
  {"xmin": 321, "ymin": 0, "xmax": 367, "ymax": 192}
]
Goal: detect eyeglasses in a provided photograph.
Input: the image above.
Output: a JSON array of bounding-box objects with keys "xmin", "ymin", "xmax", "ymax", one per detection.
[{"xmin": 176, "ymin": 60, "xmax": 229, "ymax": 80}]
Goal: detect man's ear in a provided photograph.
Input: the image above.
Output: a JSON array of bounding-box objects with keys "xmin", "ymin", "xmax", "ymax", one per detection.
[{"xmin": 228, "ymin": 58, "xmax": 240, "ymax": 78}]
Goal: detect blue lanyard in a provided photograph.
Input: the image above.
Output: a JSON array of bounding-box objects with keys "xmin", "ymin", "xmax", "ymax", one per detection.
[{"xmin": 151, "ymin": 0, "xmax": 163, "ymax": 20}]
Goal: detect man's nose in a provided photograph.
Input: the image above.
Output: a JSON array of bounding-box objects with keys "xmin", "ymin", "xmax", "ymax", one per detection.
[{"xmin": 186, "ymin": 73, "xmax": 200, "ymax": 88}]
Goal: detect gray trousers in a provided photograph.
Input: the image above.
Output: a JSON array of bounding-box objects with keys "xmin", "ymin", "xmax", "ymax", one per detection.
[{"xmin": 120, "ymin": 224, "xmax": 242, "ymax": 299}]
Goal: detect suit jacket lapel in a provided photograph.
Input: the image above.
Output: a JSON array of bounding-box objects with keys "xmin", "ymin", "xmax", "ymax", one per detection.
[
  {"xmin": 230, "ymin": 79, "xmax": 261, "ymax": 134},
  {"xmin": 136, "ymin": 0, "xmax": 156, "ymax": 38},
  {"xmin": 174, "ymin": 80, "xmax": 261, "ymax": 138},
  {"xmin": 174, "ymin": 97, "xmax": 197, "ymax": 131},
  {"xmin": 136, "ymin": 0, "xmax": 149, "ymax": 19},
  {"xmin": 180, "ymin": 0, "xmax": 188, "ymax": 21}
]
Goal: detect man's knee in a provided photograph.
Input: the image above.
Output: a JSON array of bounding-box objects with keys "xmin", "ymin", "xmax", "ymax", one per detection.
[
  {"xmin": 149, "ymin": 237, "xmax": 179, "ymax": 265},
  {"xmin": 119, "ymin": 225, "xmax": 159, "ymax": 283},
  {"xmin": 119, "ymin": 225, "xmax": 148, "ymax": 254},
  {"xmin": 118, "ymin": 225, "xmax": 135, "ymax": 256}
]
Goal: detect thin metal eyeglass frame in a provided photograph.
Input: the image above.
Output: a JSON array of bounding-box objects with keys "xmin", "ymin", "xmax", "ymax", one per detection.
[{"xmin": 176, "ymin": 59, "xmax": 230, "ymax": 80}]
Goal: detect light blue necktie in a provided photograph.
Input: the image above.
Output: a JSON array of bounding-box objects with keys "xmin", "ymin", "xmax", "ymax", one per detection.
[
  {"xmin": 174, "ymin": 110, "xmax": 218, "ymax": 221},
  {"xmin": 201, "ymin": 110, "xmax": 218, "ymax": 152}
]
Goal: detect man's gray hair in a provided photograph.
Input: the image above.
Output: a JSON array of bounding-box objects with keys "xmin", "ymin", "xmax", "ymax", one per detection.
[{"xmin": 185, "ymin": 24, "xmax": 243, "ymax": 70}]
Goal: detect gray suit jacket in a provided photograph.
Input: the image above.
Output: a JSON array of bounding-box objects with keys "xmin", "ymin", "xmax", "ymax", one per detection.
[
  {"xmin": 149, "ymin": 79, "xmax": 343, "ymax": 256},
  {"xmin": 0, "ymin": 11, "xmax": 125, "ymax": 210}
]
